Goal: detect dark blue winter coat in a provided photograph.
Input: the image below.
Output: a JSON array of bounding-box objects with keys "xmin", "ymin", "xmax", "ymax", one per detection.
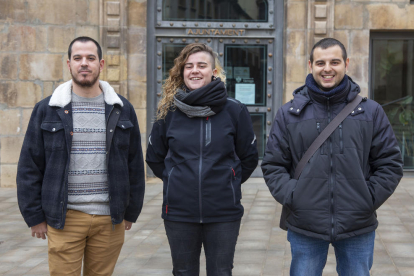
[
  {"xmin": 146, "ymin": 98, "xmax": 258, "ymax": 223},
  {"xmin": 261, "ymin": 78, "xmax": 403, "ymax": 242},
  {"xmin": 17, "ymin": 80, "xmax": 145, "ymax": 229}
]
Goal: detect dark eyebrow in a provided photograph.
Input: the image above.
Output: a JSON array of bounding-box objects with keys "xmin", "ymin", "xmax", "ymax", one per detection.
[
  {"xmin": 185, "ymin": 62, "xmax": 208, "ymax": 65},
  {"xmin": 315, "ymin": 58, "xmax": 342, "ymax": 63},
  {"xmin": 73, "ymin": 54, "xmax": 97, "ymax": 58}
]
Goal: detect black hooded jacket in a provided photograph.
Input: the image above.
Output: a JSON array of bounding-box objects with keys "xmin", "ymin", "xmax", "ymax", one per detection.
[
  {"xmin": 261, "ymin": 77, "xmax": 403, "ymax": 242},
  {"xmin": 146, "ymin": 98, "xmax": 258, "ymax": 223}
]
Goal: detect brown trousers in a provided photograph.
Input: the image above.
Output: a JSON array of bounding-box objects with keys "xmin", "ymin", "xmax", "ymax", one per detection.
[{"xmin": 47, "ymin": 210, "xmax": 125, "ymax": 276}]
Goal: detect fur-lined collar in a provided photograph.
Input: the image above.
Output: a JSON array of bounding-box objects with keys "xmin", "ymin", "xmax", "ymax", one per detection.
[{"xmin": 49, "ymin": 80, "xmax": 123, "ymax": 107}]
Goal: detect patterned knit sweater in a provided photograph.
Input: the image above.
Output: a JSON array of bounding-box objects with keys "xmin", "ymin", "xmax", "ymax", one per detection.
[{"xmin": 67, "ymin": 92, "xmax": 110, "ymax": 215}]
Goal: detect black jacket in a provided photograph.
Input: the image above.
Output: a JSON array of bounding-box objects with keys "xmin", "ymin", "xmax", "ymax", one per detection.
[
  {"xmin": 261, "ymin": 79, "xmax": 403, "ymax": 242},
  {"xmin": 17, "ymin": 80, "xmax": 145, "ymax": 229},
  {"xmin": 146, "ymin": 98, "xmax": 258, "ymax": 223}
]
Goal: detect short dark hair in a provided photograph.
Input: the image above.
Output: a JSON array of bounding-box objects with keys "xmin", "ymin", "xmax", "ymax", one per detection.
[
  {"xmin": 68, "ymin": 36, "xmax": 102, "ymax": 60},
  {"xmin": 310, "ymin": 38, "xmax": 347, "ymax": 64}
]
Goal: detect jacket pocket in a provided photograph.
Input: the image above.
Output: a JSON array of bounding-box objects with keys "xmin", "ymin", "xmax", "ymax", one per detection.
[
  {"xmin": 41, "ymin": 122, "xmax": 65, "ymax": 150},
  {"xmin": 165, "ymin": 167, "xmax": 175, "ymax": 206},
  {"xmin": 114, "ymin": 120, "xmax": 134, "ymax": 150},
  {"xmin": 230, "ymin": 167, "xmax": 236, "ymax": 205}
]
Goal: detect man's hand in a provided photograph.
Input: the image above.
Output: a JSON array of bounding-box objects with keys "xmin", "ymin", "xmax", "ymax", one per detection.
[
  {"xmin": 124, "ymin": 220, "xmax": 133, "ymax": 231},
  {"xmin": 31, "ymin": 221, "xmax": 47, "ymax": 239}
]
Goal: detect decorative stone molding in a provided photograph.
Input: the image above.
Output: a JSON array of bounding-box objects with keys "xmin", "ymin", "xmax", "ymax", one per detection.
[
  {"xmin": 100, "ymin": 0, "xmax": 128, "ymax": 98},
  {"xmin": 306, "ymin": 0, "xmax": 334, "ymax": 59}
]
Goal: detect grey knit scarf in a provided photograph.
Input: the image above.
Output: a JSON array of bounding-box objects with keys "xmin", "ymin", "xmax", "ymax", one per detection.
[{"xmin": 174, "ymin": 96, "xmax": 216, "ymax": 118}]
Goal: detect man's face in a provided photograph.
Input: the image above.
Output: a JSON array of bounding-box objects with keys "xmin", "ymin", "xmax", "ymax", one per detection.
[
  {"xmin": 183, "ymin": 51, "xmax": 217, "ymax": 91},
  {"xmin": 308, "ymin": 45, "xmax": 349, "ymax": 91},
  {"xmin": 67, "ymin": 41, "xmax": 104, "ymax": 87}
]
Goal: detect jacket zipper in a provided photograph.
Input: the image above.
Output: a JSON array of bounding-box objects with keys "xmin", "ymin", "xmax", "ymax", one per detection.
[
  {"xmin": 316, "ymin": 122, "xmax": 323, "ymax": 154},
  {"xmin": 230, "ymin": 167, "xmax": 236, "ymax": 205},
  {"xmin": 166, "ymin": 167, "xmax": 175, "ymax": 214},
  {"xmin": 198, "ymin": 118, "xmax": 204, "ymax": 223},
  {"xmin": 339, "ymin": 124, "xmax": 343, "ymax": 154},
  {"xmin": 327, "ymin": 100, "xmax": 335, "ymax": 241}
]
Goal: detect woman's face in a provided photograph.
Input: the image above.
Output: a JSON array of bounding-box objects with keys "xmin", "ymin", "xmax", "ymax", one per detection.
[{"xmin": 183, "ymin": 52, "xmax": 217, "ymax": 91}]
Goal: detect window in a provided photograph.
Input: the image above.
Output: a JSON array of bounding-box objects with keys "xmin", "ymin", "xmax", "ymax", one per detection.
[
  {"xmin": 163, "ymin": 0, "xmax": 268, "ymax": 22},
  {"xmin": 371, "ymin": 32, "xmax": 414, "ymax": 169}
]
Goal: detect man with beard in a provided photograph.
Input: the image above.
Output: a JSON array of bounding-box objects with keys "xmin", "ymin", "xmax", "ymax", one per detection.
[
  {"xmin": 262, "ymin": 38, "xmax": 403, "ymax": 275},
  {"xmin": 17, "ymin": 37, "xmax": 145, "ymax": 275}
]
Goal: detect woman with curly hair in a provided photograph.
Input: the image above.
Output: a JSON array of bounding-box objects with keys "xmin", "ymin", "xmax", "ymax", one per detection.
[{"xmin": 146, "ymin": 43, "xmax": 258, "ymax": 276}]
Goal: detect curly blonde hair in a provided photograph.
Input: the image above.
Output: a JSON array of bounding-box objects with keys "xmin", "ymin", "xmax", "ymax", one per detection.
[{"xmin": 156, "ymin": 43, "xmax": 226, "ymax": 121}]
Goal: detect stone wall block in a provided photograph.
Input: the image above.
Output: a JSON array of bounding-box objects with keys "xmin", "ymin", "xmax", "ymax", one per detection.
[
  {"xmin": 107, "ymin": 54, "xmax": 120, "ymax": 65},
  {"xmin": 0, "ymin": 109, "xmax": 21, "ymax": 135},
  {"xmin": 107, "ymin": 68, "xmax": 120, "ymax": 81},
  {"xmin": 128, "ymin": 54, "xmax": 147, "ymax": 82},
  {"xmin": 367, "ymin": 4, "xmax": 414, "ymax": 29},
  {"xmin": 0, "ymin": 53, "xmax": 18, "ymax": 79},
  {"xmin": 48, "ymin": 26, "xmax": 76, "ymax": 53},
  {"xmin": 128, "ymin": 1, "xmax": 147, "ymax": 27},
  {"xmin": 89, "ymin": 0, "xmax": 100, "ymax": 25},
  {"xmin": 108, "ymin": 18, "xmax": 121, "ymax": 32},
  {"xmin": 285, "ymin": 56, "xmax": 307, "ymax": 83},
  {"xmin": 43, "ymin": 82, "xmax": 54, "ymax": 98},
  {"xmin": 21, "ymin": 108, "xmax": 33, "ymax": 134},
  {"xmin": 128, "ymin": 28, "xmax": 147, "ymax": 54},
  {"xmin": 75, "ymin": 26, "xmax": 100, "ymax": 41},
  {"xmin": 287, "ymin": 2, "xmax": 307, "ymax": 29},
  {"xmin": 27, "ymin": 0, "xmax": 76, "ymax": 25},
  {"xmin": 20, "ymin": 54, "xmax": 63, "ymax": 81},
  {"xmin": 347, "ymin": 56, "xmax": 368, "ymax": 84},
  {"xmin": 0, "ymin": 25, "xmax": 46, "ymax": 52},
  {"xmin": 0, "ymin": 0, "xmax": 26, "ymax": 23},
  {"xmin": 314, "ymin": 21, "xmax": 327, "ymax": 34},
  {"xmin": 107, "ymin": 2, "xmax": 120, "ymax": 15},
  {"xmin": 63, "ymin": 58, "xmax": 72, "ymax": 82},
  {"xmin": 10, "ymin": 82, "xmax": 42, "ymax": 107},
  {"xmin": 128, "ymin": 81, "xmax": 147, "ymax": 109},
  {"xmin": 107, "ymin": 35, "xmax": 121, "ymax": 48},
  {"xmin": 284, "ymin": 82, "xmax": 303, "ymax": 103},
  {"xmin": 315, "ymin": 5, "xmax": 327, "ymax": 18},
  {"xmin": 135, "ymin": 108, "xmax": 146, "ymax": 134},
  {"xmin": 286, "ymin": 31, "xmax": 306, "ymax": 56},
  {"xmin": 350, "ymin": 30, "xmax": 369, "ymax": 57},
  {"xmin": 333, "ymin": 30, "xmax": 350, "ymax": 51},
  {"xmin": 0, "ymin": 165, "xmax": 17, "ymax": 187},
  {"xmin": 1, "ymin": 137, "xmax": 24, "ymax": 164},
  {"xmin": 76, "ymin": 0, "xmax": 88, "ymax": 24},
  {"xmin": 334, "ymin": 3, "xmax": 363, "ymax": 29},
  {"xmin": 0, "ymin": 81, "xmax": 14, "ymax": 104}
]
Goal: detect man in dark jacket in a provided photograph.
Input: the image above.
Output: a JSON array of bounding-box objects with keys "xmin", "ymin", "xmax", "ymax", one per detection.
[
  {"xmin": 16, "ymin": 36, "xmax": 145, "ymax": 275},
  {"xmin": 262, "ymin": 38, "xmax": 403, "ymax": 275}
]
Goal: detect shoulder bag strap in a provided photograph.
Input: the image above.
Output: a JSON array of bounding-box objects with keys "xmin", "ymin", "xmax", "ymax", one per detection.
[{"xmin": 294, "ymin": 95, "xmax": 363, "ymax": 180}]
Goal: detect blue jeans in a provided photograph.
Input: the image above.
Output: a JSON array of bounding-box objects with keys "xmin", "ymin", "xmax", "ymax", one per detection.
[
  {"xmin": 288, "ymin": 230, "xmax": 375, "ymax": 276},
  {"xmin": 164, "ymin": 219, "xmax": 241, "ymax": 276}
]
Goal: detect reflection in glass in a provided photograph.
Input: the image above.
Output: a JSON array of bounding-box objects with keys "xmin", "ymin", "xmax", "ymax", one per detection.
[
  {"xmin": 224, "ymin": 45, "xmax": 267, "ymax": 106},
  {"xmin": 163, "ymin": 0, "xmax": 268, "ymax": 22},
  {"xmin": 372, "ymin": 39, "xmax": 414, "ymax": 169},
  {"xmin": 162, "ymin": 44, "xmax": 186, "ymax": 81},
  {"xmin": 250, "ymin": 113, "xmax": 266, "ymax": 159}
]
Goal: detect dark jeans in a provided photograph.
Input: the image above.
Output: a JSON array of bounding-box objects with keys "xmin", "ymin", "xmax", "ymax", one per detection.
[{"xmin": 164, "ymin": 219, "xmax": 241, "ymax": 276}]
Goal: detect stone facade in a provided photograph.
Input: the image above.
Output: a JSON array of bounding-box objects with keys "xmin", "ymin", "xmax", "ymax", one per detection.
[{"xmin": 0, "ymin": 0, "xmax": 413, "ymax": 186}]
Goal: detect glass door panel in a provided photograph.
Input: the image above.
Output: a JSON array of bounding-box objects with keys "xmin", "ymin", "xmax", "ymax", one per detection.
[
  {"xmin": 163, "ymin": 44, "xmax": 186, "ymax": 80},
  {"xmin": 163, "ymin": 0, "xmax": 268, "ymax": 22},
  {"xmin": 224, "ymin": 45, "xmax": 267, "ymax": 106}
]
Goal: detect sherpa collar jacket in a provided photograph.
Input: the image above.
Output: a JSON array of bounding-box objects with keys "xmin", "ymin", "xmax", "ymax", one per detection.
[
  {"xmin": 261, "ymin": 78, "xmax": 403, "ymax": 242},
  {"xmin": 17, "ymin": 80, "xmax": 145, "ymax": 229},
  {"xmin": 146, "ymin": 98, "xmax": 259, "ymax": 223}
]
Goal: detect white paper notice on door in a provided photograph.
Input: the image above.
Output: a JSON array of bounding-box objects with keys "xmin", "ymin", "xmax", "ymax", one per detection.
[{"xmin": 235, "ymin": 83, "xmax": 255, "ymax": 104}]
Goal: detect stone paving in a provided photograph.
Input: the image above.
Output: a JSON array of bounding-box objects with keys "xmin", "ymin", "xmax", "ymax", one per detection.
[{"xmin": 0, "ymin": 174, "xmax": 413, "ymax": 276}]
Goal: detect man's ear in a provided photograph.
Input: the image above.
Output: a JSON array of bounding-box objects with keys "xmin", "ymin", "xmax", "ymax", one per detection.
[
  {"xmin": 345, "ymin": 57, "xmax": 350, "ymax": 73},
  {"xmin": 99, "ymin": 59, "xmax": 105, "ymax": 72},
  {"xmin": 67, "ymin": 59, "xmax": 71, "ymax": 70},
  {"xmin": 308, "ymin": 60, "xmax": 313, "ymax": 73}
]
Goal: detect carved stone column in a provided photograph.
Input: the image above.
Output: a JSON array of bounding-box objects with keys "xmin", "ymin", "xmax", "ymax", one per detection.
[
  {"xmin": 306, "ymin": 0, "xmax": 335, "ymax": 60},
  {"xmin": 99, "ymin": 0, "xmax": 128, "ymax": 98}
]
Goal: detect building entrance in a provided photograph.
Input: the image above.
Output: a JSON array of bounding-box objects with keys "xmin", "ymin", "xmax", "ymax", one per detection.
[{"xmin": 147, "ymin": 0, "xmax": 283, "ymax": 176}]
